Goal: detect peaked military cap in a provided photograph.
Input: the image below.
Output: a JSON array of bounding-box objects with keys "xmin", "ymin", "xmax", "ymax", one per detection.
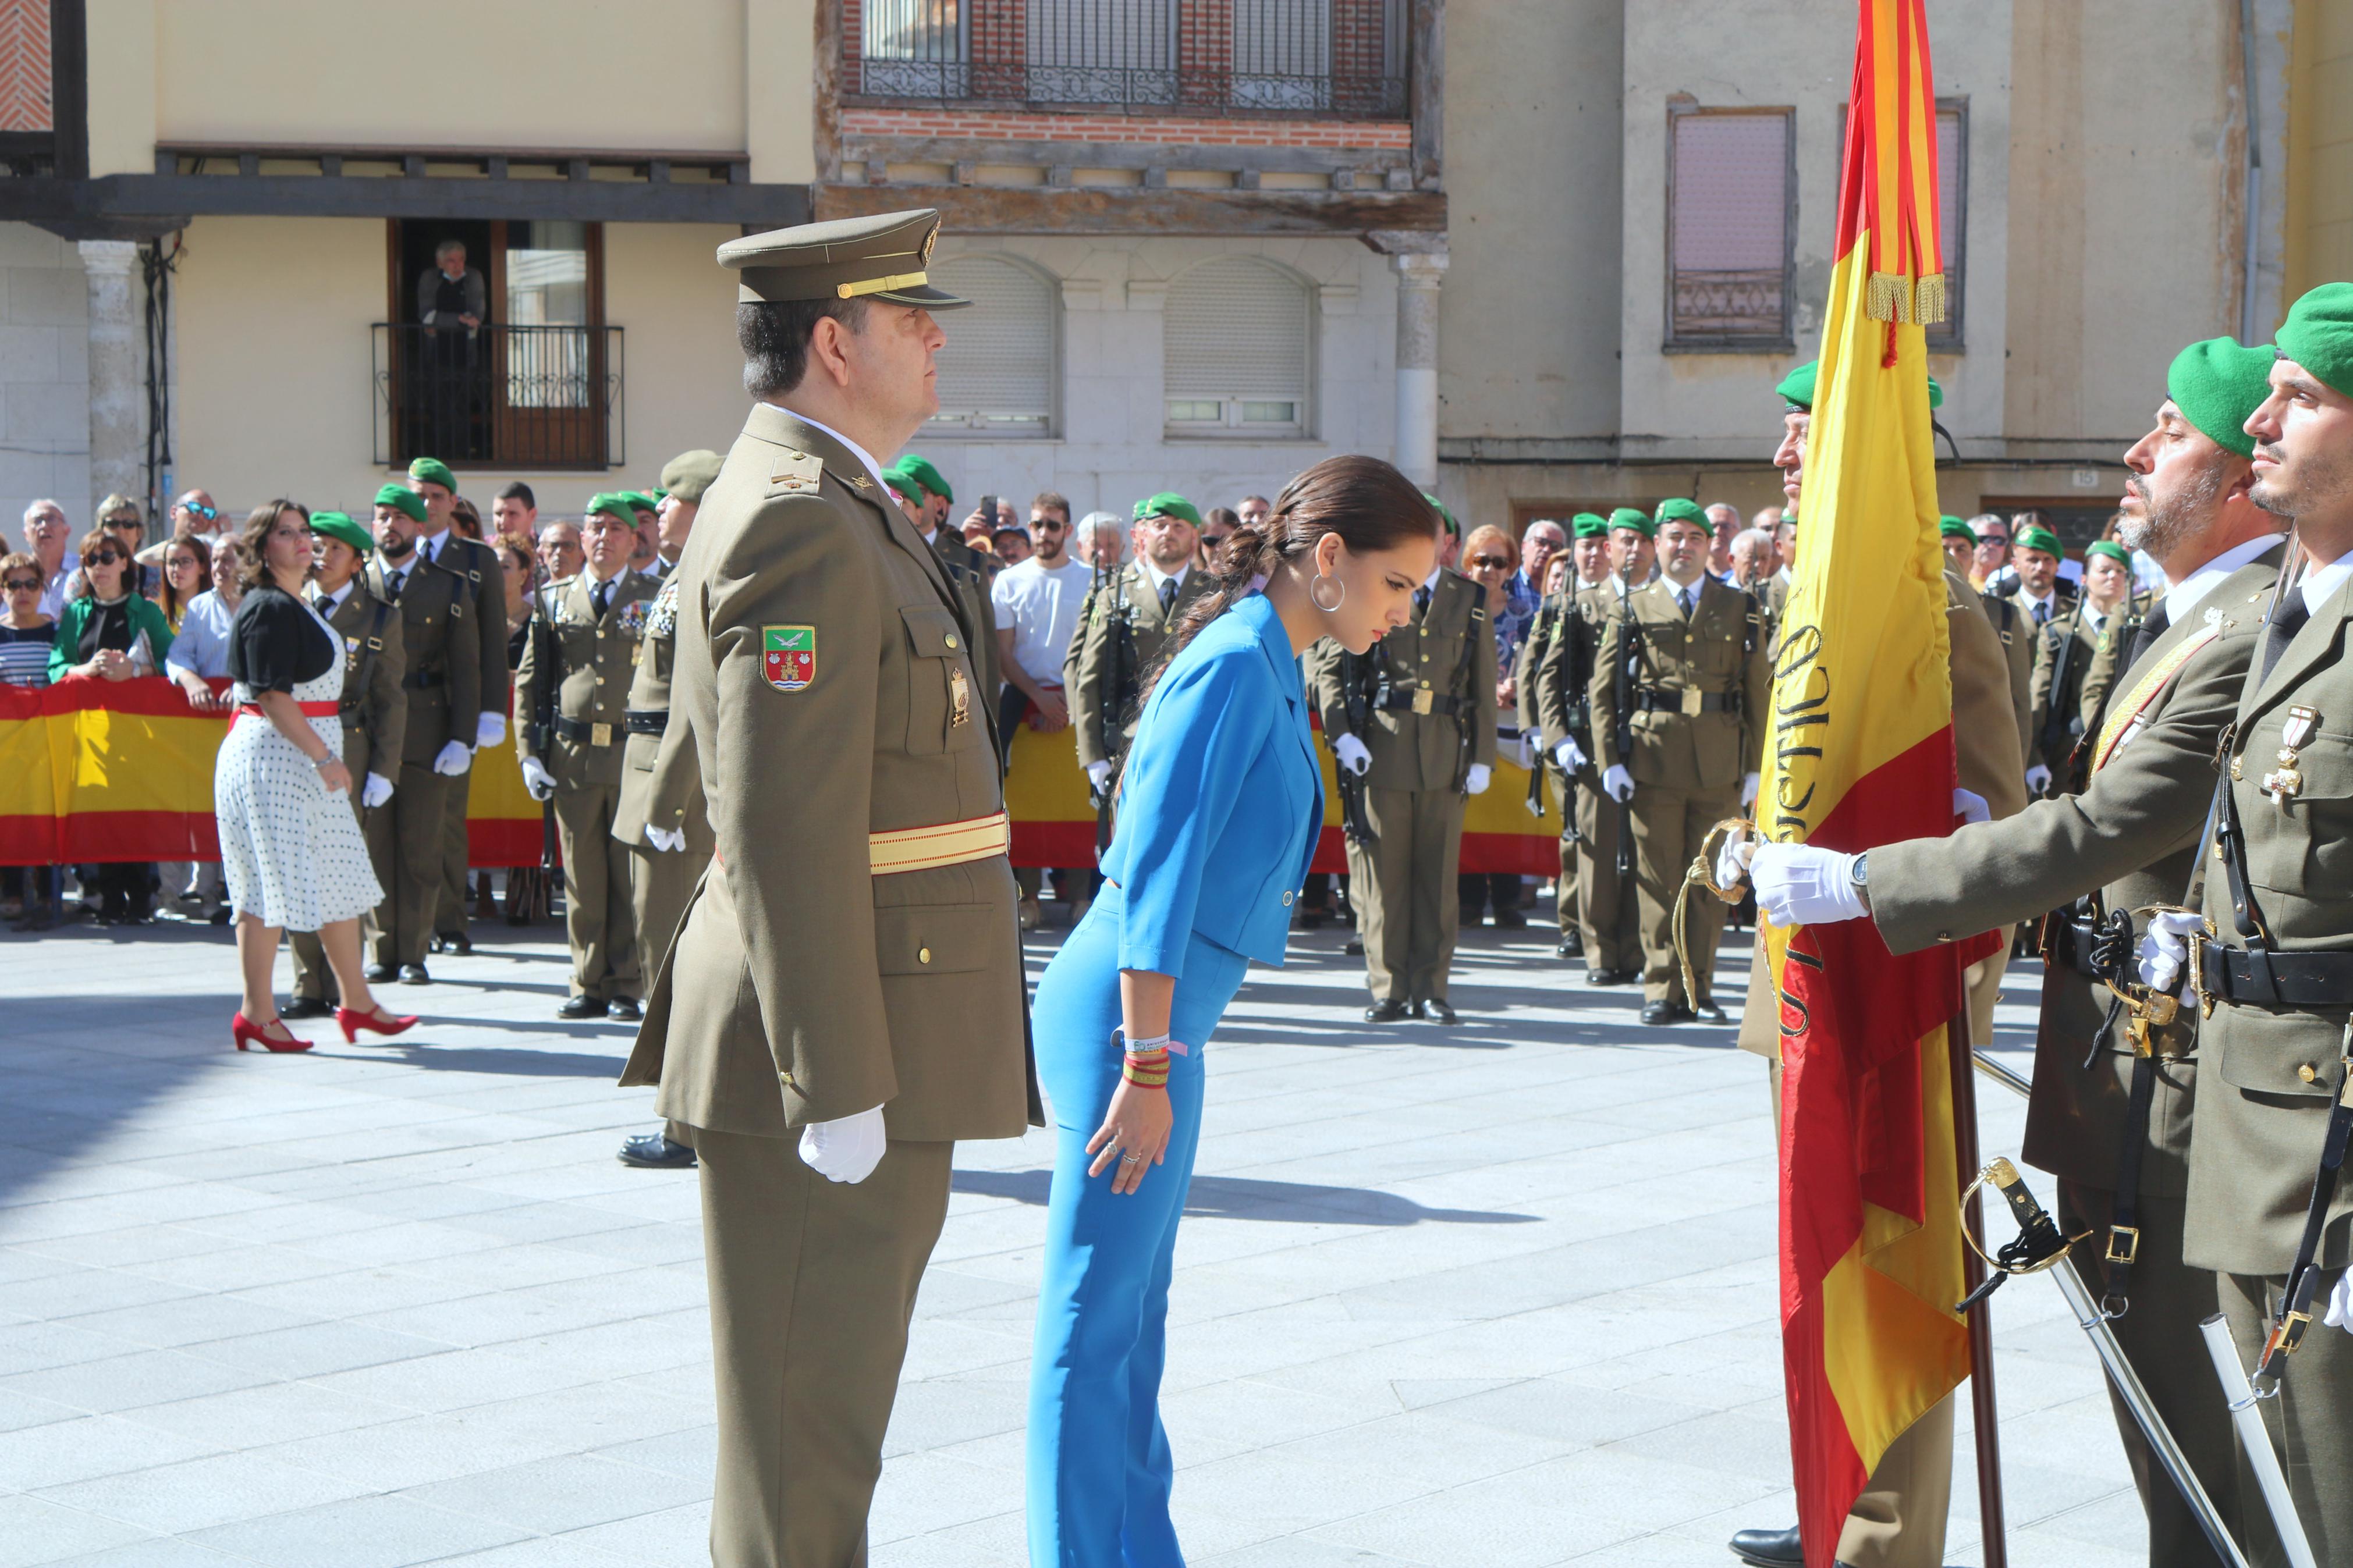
[
  {"xmin": 659, "ymin": 449, "xmax": 725, "ymax": 504},
  {"xmin": 720, "ymin": 209, "xmax": 971, "ymax": 311}
]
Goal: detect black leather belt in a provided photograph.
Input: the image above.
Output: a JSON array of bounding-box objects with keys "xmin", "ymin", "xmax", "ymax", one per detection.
[
  {"xmin": 552, "ymin": 714, "xmax": 617, "ymax": 746},
  {"xmin": 624, "ymin": 709, "xmax": 668, "ymax": 735},
  {"xmin": 2198, "ymin": 944, "xmax": 2353, "ymax": 1008},
  {"xmin": 1375, "ymin": 688, "xmax": 1466, "ymax": 718},
  {"xmin": 402, "ymin": 670, "xmax": 444, "ymax": 691},
  {"xmin": 1635, "ymin": 689, "xmax": 1737, "ymax": 714}
]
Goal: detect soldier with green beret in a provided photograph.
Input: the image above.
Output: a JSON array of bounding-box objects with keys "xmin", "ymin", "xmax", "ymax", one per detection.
[
  {"xmin": 613, "ymin": 208, "xmax": 1034, "ymax": 1566},
  {"xmin": 1939, "ymin": 514, "xmax": 1978, "ymax": 574},
  {"xmin": 1533, "ymin": 513, "xmax": 1642, "ymax": 979},
  {"xmin": 2002, "ymin": 522, "xmax": 2080, "ymax": 794},
  {"xmin": 1605, "ymin": 507, "xmax": 1656, "ymax": 591},
  {"xmin": 2027, "ymin": 531, "xmax": 2146, "ymax": 801}
]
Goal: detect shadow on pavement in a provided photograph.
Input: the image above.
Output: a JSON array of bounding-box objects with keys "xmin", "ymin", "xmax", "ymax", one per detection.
[{"xmin": 952, "ymin": 1167, "xmax": 1537, "ymax": 1226}]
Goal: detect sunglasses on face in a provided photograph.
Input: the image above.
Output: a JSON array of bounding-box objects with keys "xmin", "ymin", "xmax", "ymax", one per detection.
[
  {"xmin": 1468, "ymin": 555, "xmax": 1511, "ymax": 570},
  {"xmin": 87, "ymin": 550, "xmax": 123, "ymax": 566},
  {"xmin": 183, "ymin": 502, "xmax": 218, "ymax": 521},
  {"xmin": 3, "ymin": 578, "xmax": 40, "ymax": 592}
]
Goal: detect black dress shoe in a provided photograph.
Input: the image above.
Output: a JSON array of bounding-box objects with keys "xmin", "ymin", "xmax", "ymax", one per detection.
[
  {"xmin": 617, "ymin": 1132, "xmax": 697, "ymax": 1169},
  {"xmin": 558, "ymin": 994, "xmax": 602, "ymax": 1019},
  {"xmin": 442, "ymin": 931, "xmax": 473, "ymax": 956},
  {"xmin": 366, "ymin": 963, "xmax": 398, "ymax": 984},
  {"xmin": 1364, "ymin": 999, "xmax": 1411, "ymax": 1023},
  {"xmin": 209, "ymin": 908, "xmax": 231, "ymax": 926},
  {"xmin": 1493, "ymin": 906, "xmax": 1527, "ymax": 930},
  {"xmin": 1588, "ymin": 967, "xmax": 1633, "ymax": 987},
  {"xmin": 1414, "ymin": 998, "xmax": 1458, "ymax": 1024},
  {"xmin": 1459, "ymin": 906, "xmax": 1486, "ymax": 927},
  {"xmin": 1557, "ymin": 930, "xmax": 1584, "ymax": 958},
  {"xmin": 1728, "ymin": 1524, "xmax": 1803, "ymax": 1567},
  {"xmin": 281, "ymin": 997, "xmax": 334, "ymax": 1020},
  {"xmin": 399, "ymin": 963, "xmax": 431, "ymax": 985},
  {"xmin": 1640, "ymin": 1000, "xmax": 1679, "ymax": 1026},
  {"xmin": 1344, "ymin": 937, "xmax": 1364, "ymax": 956},
  {"xmin": 1693, "ymin": 1001, "xmax": 1728, "ymax": 1023},
  {"xmin": 606, "ymin": 997, "xmax": 641, "ymax": 1021}
]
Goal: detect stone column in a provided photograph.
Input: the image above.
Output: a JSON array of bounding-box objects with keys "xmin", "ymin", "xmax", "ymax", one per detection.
[
  {"xmin": 79, "ymin": 240, "xmax": 143, "ymax": 521},
  {"xmin": 1391, "ymin": 248, "xmax": 1447, "ymax": 489}
]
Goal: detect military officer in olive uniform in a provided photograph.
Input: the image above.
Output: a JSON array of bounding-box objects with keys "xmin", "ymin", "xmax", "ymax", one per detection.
[
  {"xmin": 615, "ymin": 450, "xmax": 723, "ymax": 1171},
  {"xmin": 616, "ymin": 210, "xmax": 1034, "ymax": 1568},
  {"xmin": 886, "ymin": 452, "xmax": 1003, "ymax": 720},
  {"xmin": 1307, "ymin": 499, "xmax": 1498, "ymax": 1024},
  {"xmin": 362, "ymin": 483, "xmax": 485, "ymax": 983},
  {"xmin": 286, "ymin": 510, "xmax": 406, "ymax": 1016},
  {"xmin": 516, "ymin": 494, "xmax": 659, "ymax": 1018},
  {"xmin": 1534, "ymin": 512, "xmax": 1642, "ymax": 980},
  {"xmin": 1513, "ymin": 538, "xmax": 1575, "ymax": 951},
  {"xmin": 2027, "ymin": 538, "xmax": 2144, "ymax": 795},
  {"xmin": 1068, "ymin": 492, "xmax": 1218, "ymax": 800}
]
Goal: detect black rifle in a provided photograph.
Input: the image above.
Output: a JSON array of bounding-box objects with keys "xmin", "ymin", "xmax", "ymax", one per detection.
[
  {"xmin": 527, "ymin": 581, "xmax": 560, "ymax": 873},
  {"xmin": 1553, "ymin": 596, "xmax": 1592, "ymax": 845},
  {"xmin": 2036, "ymin": 609, "xmax": 2084, "ymax": 795},
  {"xmin": 1089, "ymin": 563, "xmax": 1135, "ymax": 854},
  {"xmin": 1452, "ymin": 584, "xmax": 1486, "ymax": 793},
  {"xmin": 1610, "ymin": 574, "xmax": 1640, "ymax": 878},
  {"xmin": 1522, "ymin": 601, "xmax": 1559, "ymax": 823},
  {"xmin": 1334, "ymin": 648, "xmax": 1378, "ymax": 846}
]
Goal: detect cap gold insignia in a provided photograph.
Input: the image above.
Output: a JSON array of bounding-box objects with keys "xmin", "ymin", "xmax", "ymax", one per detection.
[{"xmin": 920, "ymin": 224, "xmax": 938, "ymax": 265}]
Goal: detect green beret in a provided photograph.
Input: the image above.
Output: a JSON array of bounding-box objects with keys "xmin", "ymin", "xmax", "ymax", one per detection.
[
  {"xmin": 620, "ymin": 491, "xmax": 659, "ymax": 515},
  {"xmin": 1938, "ymin": 515, "xmax": 1976, "ymax": 545},
  {"xmin": 1775, "ymin": 358, "xmax": 1943, "ymax": 410},
  {"xmin": 1422, "ymin": 493, "xmax": 1459, "ymax": 536},
  {"xmin": 647, "ymin": 488, "xmax": 668, "ymax": 504},
  {"xmin": 407, "ymin": 457, "xmax": 456, "ymax": 492},
  {"xmin": 2277, "ymin": 283, "xmax": 2353, "ymax": 400},
  {"xmin": 659, "ymin": 449, "xmax": 725, "ymax": 504},
  {"xmin": 1653, "ymin": 497, "xmax": 1706, "ymax": 529},
  {"xmin": 2085, "ymin": 540, "xmax": 2132, "ymax": 568},
  {"xmin": 308, "ymin": 511, "xmax": 372, "ymax": 557},
  {"xmin": 585, "ymin": 492, "xmax": 640, "ymax": 525},
  {"xmin": 373, "ymin": 483, "xmax": 428, "ymax": 525},
  {"xmin": 2166, "ymin": 336, "xmax": 2276, "ymax": 458},
  {"xmin": 2014, "ymin": 526, "xmax": 2063, "ymax": 557},
  {"xmin": 891, "ymin": 453, "xmax": 952, "ymax": 503},
  {"xmin": 1133, "ymin": 492, "xmax": 1202, "ymax": 527},
  {"xmin": 1607, "ymin": 506, "xmax": 1655, "ymax": 538},
  {"xmin": 1571, "ymin": 511, "xmax": 1609, "ymax": 539}
]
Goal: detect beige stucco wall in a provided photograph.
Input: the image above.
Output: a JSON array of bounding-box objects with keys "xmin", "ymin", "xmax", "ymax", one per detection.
[{"xmin": 2285, "ymin": 0, "xmax": 2353, "ymax": 301}]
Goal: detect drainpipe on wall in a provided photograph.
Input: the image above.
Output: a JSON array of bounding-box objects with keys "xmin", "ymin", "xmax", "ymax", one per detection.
[{"xmin": 2239, "ymin": 0, "xmax": 2263, "ymax": 342}]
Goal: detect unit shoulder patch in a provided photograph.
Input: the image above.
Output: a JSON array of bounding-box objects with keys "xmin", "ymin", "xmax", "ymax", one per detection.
[{"xmin": 762, "ymin": 625, "xmax": 817, "ymax": 691}]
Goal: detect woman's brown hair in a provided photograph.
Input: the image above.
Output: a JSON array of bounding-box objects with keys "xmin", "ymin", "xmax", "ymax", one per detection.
[
  {"xmin": 1140, "ymin": 454, "xmax": 1436, "ymax": 707},
  {"xmin": 155, "ymin": 533, "xmax": 212, "ymax": 625},
  {"xmin": 70, "ymin": 528, "xmax": 127, "ymax": 599},
  {"xmin": 235, "ymin": 500, "xmax": 312, "ymax": 594}
]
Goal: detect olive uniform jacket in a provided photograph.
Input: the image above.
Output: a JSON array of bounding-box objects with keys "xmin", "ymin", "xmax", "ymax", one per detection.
[
  {"xmin": 365, "ymin": 551, "xmax": 484, "ymax": 768},
  {"xmin": 1587, "ymin": 575, "xmax": 1770, "ymax": 791},
  {"xmin": 929, "ymin": 527, "xmax": 1002, "ymax": 716},
  {"xmin": 317, "ymin": 580, "xmax": 406, "ymax": 787},
  {"xmin": 514, "ymin": 569, "xmax": 662, "ymax": 792},
  {"xmin": 2074, "ymin": 592, "xmax": 2161, "ymax": 739},
  {"xmin": 1305, "ymin": 568, "xmax": 1499, "ymax": 794},
  {"xmin": 1981, "ymin": 592, "xmax": 2035, "ymax": 767},
  {"xmin": 1067, "ymin": 561, "xmax": 1218, "ymax": 771},
  {"xmin": 428, "ymin": 532, "xmax": 509, "ymax": 726},
  {"xmin": 2027, "ymin": 596, "xmax": 2117, "ymax": 780},
  {"xmin": 1531, "ymin": 583, "xmax": 1612, "ymax": 757},
  {"xmin": 2187, "ymin": 572, "xmax": 2353, "ymax": 1274},
  {"xmin": 611, "ymin": 571, "xmax": 712, "ymax": 855},
  {"xmin": 619, "ymin": 403, "xmax": 1033, "ymax": 1144},
  {"xmin": 1869, "ymin": 554, "xmax": 2279, "ymax": 1199}
]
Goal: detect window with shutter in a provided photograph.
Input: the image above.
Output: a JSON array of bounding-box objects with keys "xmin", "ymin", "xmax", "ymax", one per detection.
[
  {"xmin": 1163, "ymin": 258, "xmax": 1311, "ymax": 435},
  {"xmin": 1928, "ymin": 104, "xmax": 1967, "ymax": 347},
  {"xmin": 1666, "ymin": 107, "xmax": 1795, "ymax": 349},
  {"xmin": 928, "ymin": 256, "xmax": 1056, "ymax": 436}
]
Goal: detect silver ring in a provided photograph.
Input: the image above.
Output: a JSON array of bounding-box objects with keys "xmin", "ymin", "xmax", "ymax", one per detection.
[{"xmin": 1120, "ymin": 1153, "xmax": 1142, "ymax": 1164}]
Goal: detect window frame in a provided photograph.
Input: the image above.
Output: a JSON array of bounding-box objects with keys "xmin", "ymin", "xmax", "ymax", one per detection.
[
  {"xmin": 1160, "ymin": 255, "xmax": 1316, "ymax": 440},
  {"xmin": 1662, "ymin": 102, "xmax": 1799, "ymax": 355},
  {"xmin": 920, "ymin": 251, "xmax": 1062, "ymax": 439}
]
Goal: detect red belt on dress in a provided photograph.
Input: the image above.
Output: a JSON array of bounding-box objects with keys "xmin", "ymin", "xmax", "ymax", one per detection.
[{"xmin": 230, "ymin": 700, "xmax": 340, "ymax": 730}]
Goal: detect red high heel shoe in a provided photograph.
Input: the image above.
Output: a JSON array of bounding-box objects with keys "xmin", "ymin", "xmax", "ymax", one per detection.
[
  {"xmin": 232, "ymin": 1012, "xmax": 313, "ymax": 1053},
  {"xmin": 337, "ymin": 1004, "xmax": 419, "ymax": 1044}
]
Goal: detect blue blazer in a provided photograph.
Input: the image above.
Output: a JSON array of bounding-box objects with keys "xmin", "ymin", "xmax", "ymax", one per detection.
[{"xmin": 1099, "ymin": 591, "xmax": 1323, "ymax": 975}]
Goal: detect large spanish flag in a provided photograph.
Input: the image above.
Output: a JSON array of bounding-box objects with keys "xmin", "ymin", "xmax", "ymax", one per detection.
[{"xmin": 1760, "ymin": 3, "xmax": 1985, "ymax": 1561}]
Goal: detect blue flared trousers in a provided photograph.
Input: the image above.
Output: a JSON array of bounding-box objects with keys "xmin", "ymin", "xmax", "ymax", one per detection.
[{"xmin": 1024, "ymin": 883, "xmax": 1248, "ymax": 1568}]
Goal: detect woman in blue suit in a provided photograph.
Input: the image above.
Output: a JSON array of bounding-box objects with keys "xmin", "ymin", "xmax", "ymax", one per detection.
[{"xmin": 1026, "ymin": 456, "xmax": 1442, "ymax": 1566}]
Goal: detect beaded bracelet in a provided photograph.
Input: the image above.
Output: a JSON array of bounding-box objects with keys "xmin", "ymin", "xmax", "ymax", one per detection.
[{"xmin": 1113, "ymin": 1028, "xmax": 1173, "ymax": 1090}]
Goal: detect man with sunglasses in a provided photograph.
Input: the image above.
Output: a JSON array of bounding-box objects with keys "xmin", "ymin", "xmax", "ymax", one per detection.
[{"xmin": 993, "ymin": 490, "xmax": 1095, "ymax": 930}]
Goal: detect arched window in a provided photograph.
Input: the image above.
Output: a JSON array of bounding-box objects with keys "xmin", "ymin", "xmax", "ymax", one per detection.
[
  {"xmin": 1163, "ymin": 257, "xmax": 1310, "ymax": 435},
  {"xmin": 927, "ymin": 256, "xmax": 1056, "ymax": 435}
]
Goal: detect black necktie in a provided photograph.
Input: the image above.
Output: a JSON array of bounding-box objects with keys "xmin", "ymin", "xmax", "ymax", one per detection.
[
  {"xmin": 385, "ymin": 568, "xmax": 407, "ymax": 602},
  {"xmin": 2124, "ymin": 599, "xmax": 2169, "ymax": 671},
  {"xmin": 1414, "ymin": 585, "xmax": 1431, "ymax": 618},
  {"xmin": 592, "ymin": 578, "xmax": 611, "ymax": 618},
  {"xmin": 1158, "ymin": 576, "xmax": 1177, "ymax": 615},
  {"xmin": 1678, "ymin": 585, "xmax": 1697, "ymax": 618},
  {"xmin": 2260, "ymin": 598, "xmax": 2311, "ymax": 681}
]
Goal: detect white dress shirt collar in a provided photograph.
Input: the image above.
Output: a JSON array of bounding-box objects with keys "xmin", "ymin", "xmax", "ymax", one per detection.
[
  {"xmin": 2299, "ymin": 546, "xmax": 2353, "ymax": 618},
  {"xmin": 1140, "ymin": 558, "xmax": 1189, "ymax": 597},
  {"xmin": 782, "ymin": 407, "xmax": 895, "ymax": 500},
  {"xmin": 2164, "ymin": 533, "xmax": 2285, "ymax": 623}
]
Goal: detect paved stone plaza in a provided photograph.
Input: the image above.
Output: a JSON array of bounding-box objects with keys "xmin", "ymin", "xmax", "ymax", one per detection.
[{"xmin": 1, "ymin": 912, "xmax": 2155, "ymax": 1566}]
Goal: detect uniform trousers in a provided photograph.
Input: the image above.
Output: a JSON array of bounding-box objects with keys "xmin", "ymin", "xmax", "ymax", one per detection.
[
  {"xmin": 1550, "ymin": 772, "xmax": 1578, "ymax": 933},
  {"xmin": 693, "ymin": 1126, "xmax": 951, "ymax": 1568},
  {"xmin": 439, "ymin": 767, "xmax": 473, "ymax": 936},
  {"xmin": 1347, "ymin": 785, "xmax": 1467, "ymax": 1005},
  {"xmin": 1571, "ymin": 771, "xmax": 1638, "ymax": 972},
  {"xmin": 2055, "ymin": 1182, "xmax": 2236, "ymax": 1568},
  {"xmin": 1628, "ymin": 778, "xmax": 1740, "ymax": 1005},
  {"xmin": 553, "ymin": 780, "xmax": 640, "ymax": 1001},
  {"xmin": 2218, "ymin": 1268, "xmax": 2353, "ymax": 1567},
  {"xmin": 1027, "ymin": 886, "xmax": 1248, "ymax": 1567},
  {"xmin": 367, "ymin": 762, "xmax": 456, "ymax": 968}
]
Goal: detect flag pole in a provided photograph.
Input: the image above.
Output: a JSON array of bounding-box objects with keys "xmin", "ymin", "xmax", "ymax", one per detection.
[{"xmin": 1948, "ymin": 987, "xmax": 2008, "ymax": 1568}]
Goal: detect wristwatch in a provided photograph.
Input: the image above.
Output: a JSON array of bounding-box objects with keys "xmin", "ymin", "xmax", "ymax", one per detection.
[{"xmin": 1849, "ymin": 851, "xmax": 1872, "ymax": 913}]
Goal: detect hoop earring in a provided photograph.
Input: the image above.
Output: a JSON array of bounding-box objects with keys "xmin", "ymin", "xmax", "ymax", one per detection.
[{"xmin": 1308, "ymin": 570, "xmax": 1346, "ymax": 613}]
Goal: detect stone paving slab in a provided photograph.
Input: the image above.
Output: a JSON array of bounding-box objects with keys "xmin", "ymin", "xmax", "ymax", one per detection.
[{"xmin": 0, "ymin": 908, "xmax": 2145, "ymax": 1565}]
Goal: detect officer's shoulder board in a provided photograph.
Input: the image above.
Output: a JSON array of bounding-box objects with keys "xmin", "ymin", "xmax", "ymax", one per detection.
[{"xmin": 765, "ymin": 447, "xmax": 826, "ymax": 498}]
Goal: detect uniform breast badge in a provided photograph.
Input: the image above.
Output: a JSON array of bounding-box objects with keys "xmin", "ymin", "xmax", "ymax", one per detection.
[
  {"xmin": 949, "ymin": 666, "xmax": 971, "ymax": 727},
  {"xmin": 2263, "ymin": 705, "xmax": 2319, "ymax": 808}
]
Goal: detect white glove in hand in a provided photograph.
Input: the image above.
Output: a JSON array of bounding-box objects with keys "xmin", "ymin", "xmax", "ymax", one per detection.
[
  {"xmin": 2136, "ymin": 909, "xmax": 2206, "ymax": 997},
  {"xmin": 1750, "ymin": 844, "xmax": 1866, "ymax": 926},
  {"xmin": 644, "ymin": 825, "xmax": 685, "ymax": 853},
  {"xmin": 1740, "ymin": 771, "xmax": 1761, "ymax": 809},
  {"xmin": 360, "ymin": 773, "xmax": 395, "ymax": 810},
  {"xmin": 798, "ymin": 1104, "xmax": 888, "ymax": 1184},
  {"xmin": 475, "ymin": 711, "xmax": 506, "ymax": 748},
  {"xmin": 1464, "ymin": 763, "xmax": 1492, "ymax": 796},
  {"xmin": 1713, "ymin": 832, "xmax": 1756, "ymax": 892},
  {"xmin": 1602, "ymin": 764, "xmax": 1635, "ymax": 803},
  {"xmin": 1333, "ymin": 733, "xmax": 1372, "ymax": 777},
  {"xmin": 432, "ymin": 739, "xmax": 474, "ymax": 777},
  {"xmin": 519, "ymin": 756, "xmax": 556, "ymax": 802},
  {"xmin": 2025, "ymin": 763, "xmax": 2053, "ymax": 795},
  {"xmin": 1953, "ymin": 788, "xmax": 1990, "ymax": 826},
  {"xmin": 2324, "ymin": 1270, "xmax": 2353, "ymax": 1336},
  {"xmin": 1085, "ymin": 758, "xmax": 1113, "ymax": 792},
  {"xmin": 1555, "ymin": 737, "xmax": 1587, "ymax": 773}
]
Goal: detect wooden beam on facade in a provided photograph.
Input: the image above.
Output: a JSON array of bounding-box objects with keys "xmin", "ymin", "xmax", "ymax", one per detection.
[{"xmin": 811, "ymin": 180, "xmax": 1444, "ymax": 236}]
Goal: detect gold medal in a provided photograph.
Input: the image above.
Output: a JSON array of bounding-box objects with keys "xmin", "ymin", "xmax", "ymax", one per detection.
[{"xmin": 949, "ymin": 666, "xmax": 971, "ymax": 727}]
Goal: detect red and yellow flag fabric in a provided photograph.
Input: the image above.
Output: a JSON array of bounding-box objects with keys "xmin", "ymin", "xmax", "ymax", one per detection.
[
  {"xmin": 1760, "ymin": 3, "xmax": 1990, "ymax": 1560},
  {"xmin": 0, "ymin": 676, "xmax": 542, "ymax": 868}
]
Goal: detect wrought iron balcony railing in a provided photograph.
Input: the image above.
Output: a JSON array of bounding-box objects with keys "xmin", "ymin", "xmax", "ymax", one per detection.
[{"xmin": 372, "ymin": 323, "xmax": 623, "ymax": 471}]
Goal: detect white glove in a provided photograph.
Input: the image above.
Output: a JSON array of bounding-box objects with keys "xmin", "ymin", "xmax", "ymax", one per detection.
[
  {"xmin": 1954, "ymin": 787, "xmax": 1990, "ymax": 825},
  {"xmin": 2025, "ymin": 763, "xmax": 2053, "ymax": 795},
  {"xmin": 1713, "ymin": 831, "xmax": 1756, "ymax": 892},
  {"xmin": 1465, "ymin": 763, "xmax": 1492, "ymax": 796},
  {"xmin": 2324, "ymin": 1270, "xmax": 2353, "ymax": 1336},
  {"xmin": 1333, "ymin": 733, "xmax": 1372, "ymax": 777},
  {"xmin": 1740, "ymin": 771, "xmax": 1761, "ymax": 809},
  {"xmin": 1749, "ymin": 843, "xmax": 1866, "ymax": 926},
  {"xmin": 644, "ymin": 824, "xmax": 685, "ymax": 852},
  {"xmin": 1085, "ymin": 759, "xmax": 1113, "ymax": 792},
  {"xmin": 519, "ymin": 756, "xmax": 556, "ymax": 802},
  {"xmin": 432, "ymin": 739, "xmax": 474, "ymax": 777},
  {"xmin": 361, "ymin": 773, "xmax": 395, "ymax": 810},
  {"xmin": 475, "ymin": 711, "xmax": 506, "ymax": 748},
  {"xmin": 1603, "ymin": 764, "xmax": 1635, "ymax": 803},
  {"xmin": 2136, "ymin": 909, "xmax": 2206, "ymax": 997},
  {"xmin": 798, "ymin": 1104, "xmax": 888, "ymax": 1184},
  {"xmin": 1554, "ymin": 737, "xmax": 1587, "ymax": 772}
]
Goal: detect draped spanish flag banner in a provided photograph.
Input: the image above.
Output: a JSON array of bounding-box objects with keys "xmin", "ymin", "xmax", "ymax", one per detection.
[{"xmin": 1761, "ymin": 3, "xmax": 1987, "ymax": 1562}]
